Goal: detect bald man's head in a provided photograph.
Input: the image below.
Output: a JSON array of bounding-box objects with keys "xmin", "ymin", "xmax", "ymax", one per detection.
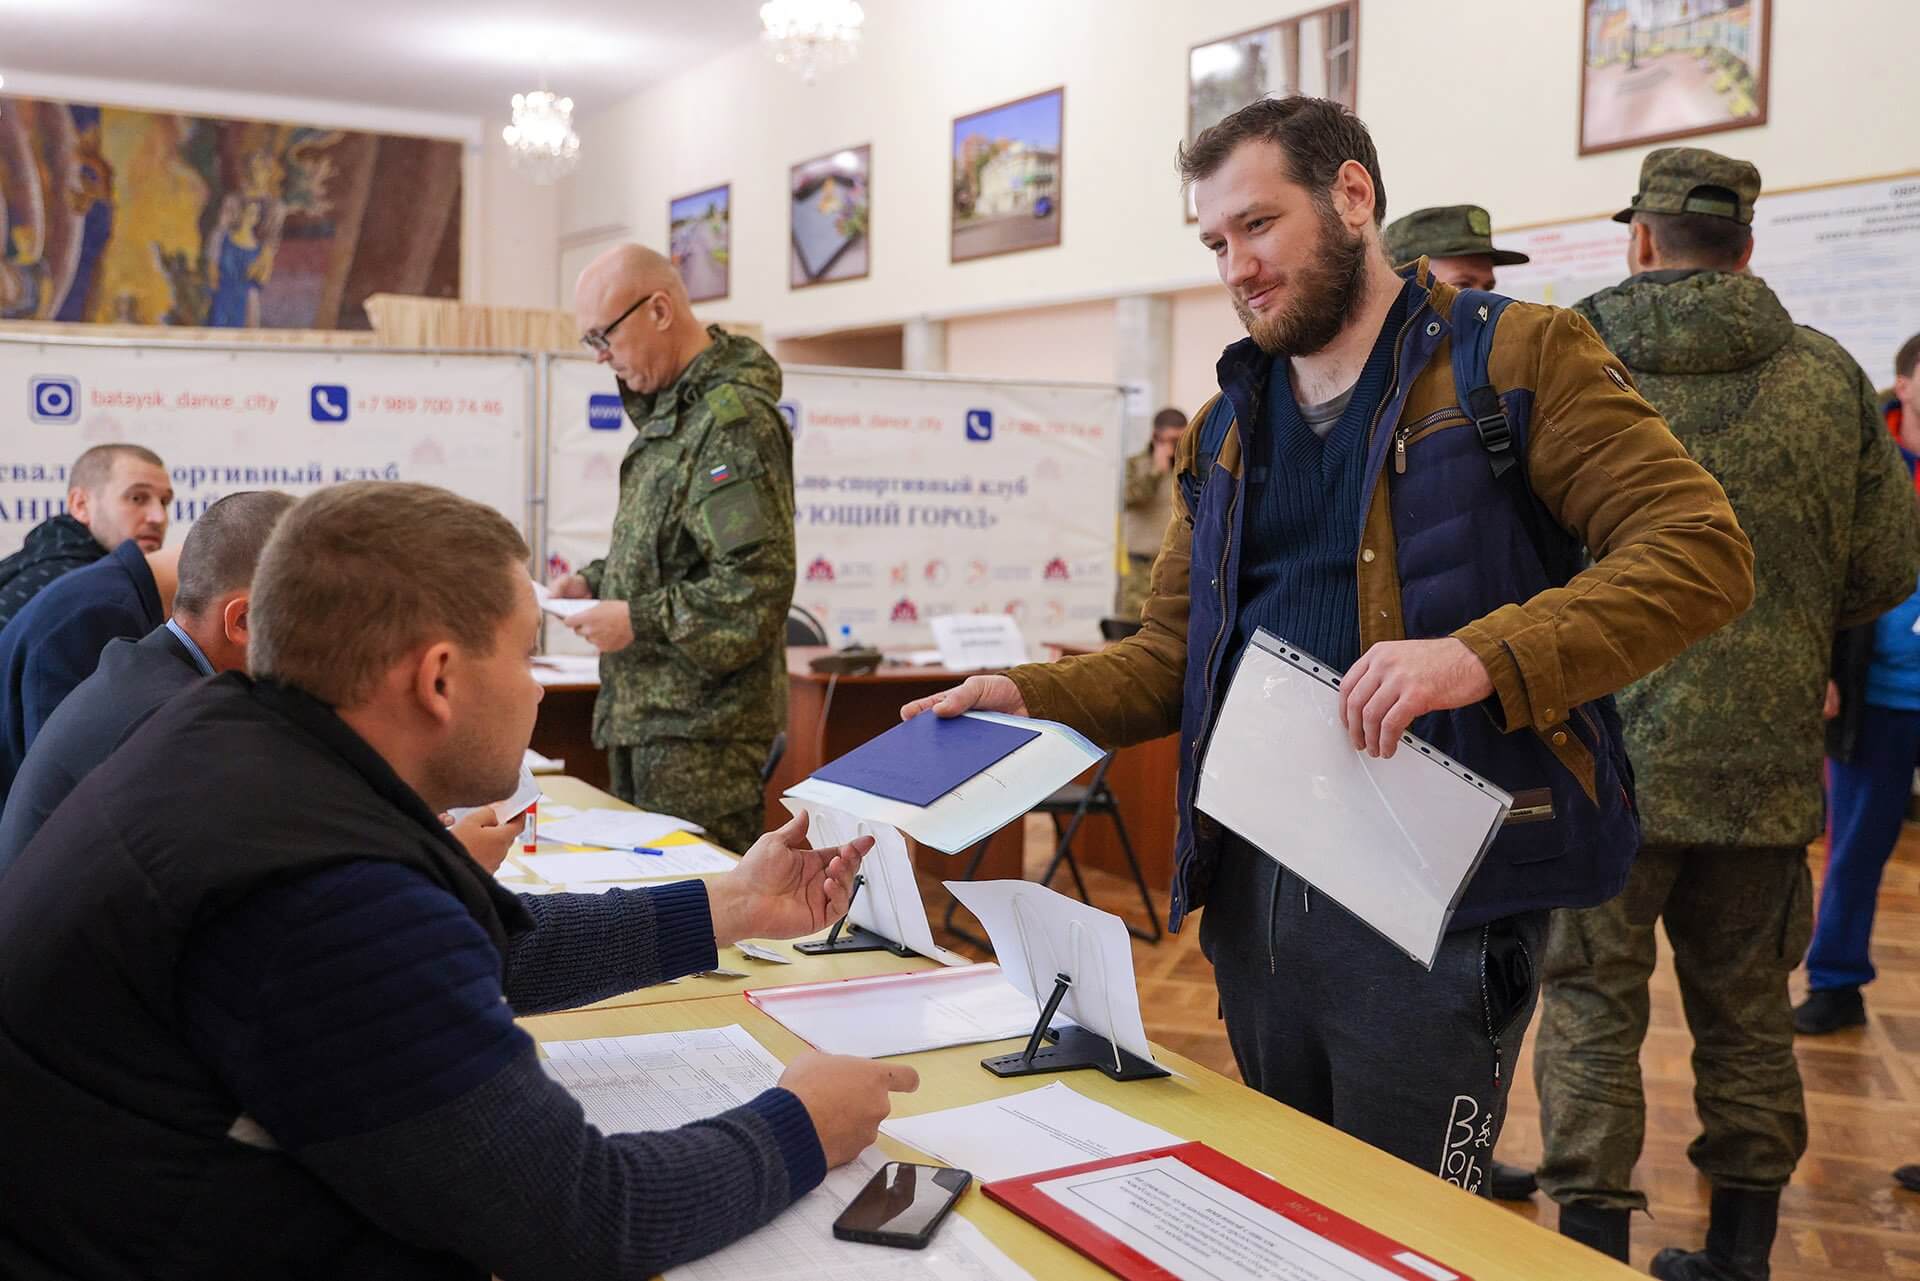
[{"xmin": 574, "ymin": 244, "xmax": 710, "ymax": 396}]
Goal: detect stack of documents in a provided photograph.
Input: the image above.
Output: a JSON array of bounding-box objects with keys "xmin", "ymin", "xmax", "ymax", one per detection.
[
  {"xmin": 1195, "ymin": 632, "xmax": 1512, "ymax": 967},
  {"xmin": 785, "ymin": 711, "xmax": 1103, "ymax": 853},
  {"xmin": 542, "ymin": 1025, "xmax": 784, "ymax": 1132},
  {"xmin": 882, "ymin": 1082, "xmax": 1180, "ymax": 1182},
  {"xmin": 517, "ymin": 844, "xmax": 736, "ymax": 883},
  {"xmin": 747, "ymin": 964, "xmax": 1037, "ymax": 1057},
  {"xmin": 537, "ymin": 808, "xmax": 705, "ymax": 850}
]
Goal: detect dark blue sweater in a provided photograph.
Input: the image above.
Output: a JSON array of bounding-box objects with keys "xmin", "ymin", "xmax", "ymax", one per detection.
[
  {"xmin": 177, "ymin": 863, "xmax": 826, "ymax": 1276},
  {"xmin": 0, "ymin": 539, "xmax": 162, "ymax": 794},
  {"xmin": 1230, "ymin": 283, "xmax": 1410, "ymax": 673}
]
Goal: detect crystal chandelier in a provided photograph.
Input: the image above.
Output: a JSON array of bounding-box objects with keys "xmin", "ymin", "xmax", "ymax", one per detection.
[
  {"xmin": 502, "ymin": 88, "xmax": 580, "ymax": 184},
  {"xmin": 760, "ymin": 0, "xmax": 865, "ymax": 86}
]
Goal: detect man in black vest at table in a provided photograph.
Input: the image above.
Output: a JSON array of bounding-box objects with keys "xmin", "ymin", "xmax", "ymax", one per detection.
[{"xmin": 0, "ymin": 480, "xmax": 916, "ymax": 1279}]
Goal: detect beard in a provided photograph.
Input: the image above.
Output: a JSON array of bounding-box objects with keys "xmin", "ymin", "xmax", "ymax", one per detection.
[{"xmin": 1233, "ymin": 205, "xmax": 1370, "ymax": 358}]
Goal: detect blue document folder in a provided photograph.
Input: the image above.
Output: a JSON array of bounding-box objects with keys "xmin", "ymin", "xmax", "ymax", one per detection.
[{"xmin": 813, "ymin": 713, "xmax": 1041, "ymax": 807}]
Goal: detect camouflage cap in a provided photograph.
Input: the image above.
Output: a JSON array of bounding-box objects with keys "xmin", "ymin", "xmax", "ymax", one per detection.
[
  {"xmin": 1383, "ymin": 205, "xmax": 1530, "ymax": 267},
  {"xmin": 1612, "ymin": 146, "xmax": 1761, "ymax": 225}
]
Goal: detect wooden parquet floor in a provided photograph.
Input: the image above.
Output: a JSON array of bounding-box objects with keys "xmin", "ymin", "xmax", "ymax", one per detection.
[{"xmin": 921, "ymin": 818, "xmax": 1920, "ymax": 1279}]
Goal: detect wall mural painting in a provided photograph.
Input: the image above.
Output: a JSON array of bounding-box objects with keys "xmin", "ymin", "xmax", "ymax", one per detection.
[{"xmin": 0, "ymin": 95, "xmax": 462, "ymax": 330}]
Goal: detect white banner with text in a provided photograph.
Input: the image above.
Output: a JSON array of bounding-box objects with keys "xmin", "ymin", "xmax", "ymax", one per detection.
[{"xmin": 1, "ymin": 340, "xmax": 534, "ymax": 557}]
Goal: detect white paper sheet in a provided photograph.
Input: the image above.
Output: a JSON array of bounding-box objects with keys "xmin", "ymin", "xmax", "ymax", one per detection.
[
  {"xmin": 523, "ymin": 747, "xmax": 565, "ymax": 773},
  {"xmin": 519, "ymin": 850, "xmax": 675, "ymax": 882},
  {"xmin": 783, "ymin": 800, "xmax": 969, "ymax": 966},
  {"xmin": 1034, "ymin": 1154, "xmax": 1431, "ymax": 1281},
  {"xmin": 532, "ymin": 578, "xmax": 602, "ymax": 620},
  {"xmin": 785, "ymin": 712, "xmax": 1103, "ymax": 853},
  {"xmin": 665, "ymin": 1146, "xmax": 1033, "ymax": 1281},
  {"xmin": 540, "ymin": 1025, "xmax": 784, "ymax": 1132},
  {"xmin": 531, "ymin": 653, "xmax": 604, "ymax": 685},
  {"xmin": 930, "ymin": 613, "xmax": 1029, "ymax": 671},
  {"xmin": 537, "ymin": 808, "xmax": 705, "ymax": 850},
  {"xmin": 736, "ymin": 941, "xmax": 795, "ymax": 964},
  {"xmin": 881, "ymin": 1082, "xmax": 1181, "ymax": 1183},
  {"xmin": 750, "ymin": 963, "xmax": 1037, "ymax": 1058},
  {"xmin": 943, "ymin": 881, "xmax": 1157, "ymax": 1068},
  {"xmin": 1194, "ymin": 633, "xmax": 1512, "ymax": 968}
]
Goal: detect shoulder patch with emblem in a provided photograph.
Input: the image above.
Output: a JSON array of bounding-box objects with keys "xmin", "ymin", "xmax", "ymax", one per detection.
[
  {"xmin": 699, "ymin": 473, "xmax": 770, "ymax": 555},
  {"xmin": 705, "ymin": 385, "xmax": 747, "ymax": 426}
]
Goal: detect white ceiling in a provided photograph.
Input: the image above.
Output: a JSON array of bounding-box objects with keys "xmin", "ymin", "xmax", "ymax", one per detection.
[{"xmin": 0, "ymin": 0, "xmax": 767, "ymax": 122}]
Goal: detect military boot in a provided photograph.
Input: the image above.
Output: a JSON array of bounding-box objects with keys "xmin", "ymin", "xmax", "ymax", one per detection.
[
  {"xmin": 1650, "ymin": 1188, "xmax": 1779, "ymax": 1281},
  {"xmin": 1559, "ymin": 1203, "xmax": 1629, "ymax": 1262}
]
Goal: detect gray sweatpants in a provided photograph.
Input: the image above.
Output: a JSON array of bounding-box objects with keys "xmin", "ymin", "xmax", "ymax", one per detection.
[{"xmin": 1198, "ymin": 835, "xmax": 1545, "ymax": 1193}]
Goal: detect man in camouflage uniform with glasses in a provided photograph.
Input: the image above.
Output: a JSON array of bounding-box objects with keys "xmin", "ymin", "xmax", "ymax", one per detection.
[{"xmin": 555, "ymin": 245, "xmax": 794, "ymax": 853}]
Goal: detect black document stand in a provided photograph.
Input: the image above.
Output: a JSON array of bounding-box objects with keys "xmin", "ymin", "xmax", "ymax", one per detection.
[
  {"xmin": 981, "ymin": 971, "xmax": 1169, "ymax": 1082},
  {"xmin": 794, "ymin": 875, "xmax": 915, "ymax": 957}
]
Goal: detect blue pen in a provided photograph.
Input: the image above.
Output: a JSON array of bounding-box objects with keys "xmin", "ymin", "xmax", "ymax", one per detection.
[{"xmin": 631, "ymin": 846, "xmax": 666, "ymax": 857}]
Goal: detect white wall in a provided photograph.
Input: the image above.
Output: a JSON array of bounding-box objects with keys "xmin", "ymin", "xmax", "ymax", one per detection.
[{"xmin": 558, "ymin": 0, "xmax": 1919, "ymax": 344}]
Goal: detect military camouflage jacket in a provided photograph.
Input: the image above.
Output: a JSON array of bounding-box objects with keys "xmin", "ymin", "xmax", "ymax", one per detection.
[
  {"xmin": 579, "ymin": 328, "xmax": 795, "ymax": 746},
  {"xmin": 1577, "ymin": 269, "xmax": 1920, "ymax": 847}
]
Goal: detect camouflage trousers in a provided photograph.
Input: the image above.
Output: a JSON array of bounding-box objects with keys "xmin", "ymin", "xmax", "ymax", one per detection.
[
  {"xmin": 1535, "ymin": 844, "xmax": 1813, "ymax": 1210},
  {"xmin": 606, "ymin": 737, "xmax": 770, "ymax": 856}
]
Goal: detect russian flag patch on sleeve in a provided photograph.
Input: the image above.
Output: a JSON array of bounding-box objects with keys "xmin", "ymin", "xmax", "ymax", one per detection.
[{"xmin": 708, "ymin": 463, "xmax": 732, "ymax": 485}]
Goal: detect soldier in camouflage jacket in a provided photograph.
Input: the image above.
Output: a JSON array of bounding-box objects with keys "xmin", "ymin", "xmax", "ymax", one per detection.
[
  {"xmin": 1534, "ymin": 149, "xmax": 1920, "ymax": 1279},
  {"xmin": 559, "ymin": 247, "xmax": 794, "ymax": 853}
]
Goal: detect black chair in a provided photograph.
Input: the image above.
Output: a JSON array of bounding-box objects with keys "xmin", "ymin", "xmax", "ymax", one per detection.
[
  {"xmin": 943, "ymin": 754, "xmax": 1164, "ymax": 948},
  {"xmin": 760, "ymin": 731, "xmax": 787, "ymax": 785},
  {"xmin": 786, "ymin": 605, "xmax": 829, "ymax": 646}
]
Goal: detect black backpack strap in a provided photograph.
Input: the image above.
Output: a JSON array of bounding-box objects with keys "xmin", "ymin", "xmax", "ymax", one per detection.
[
  {"xmin": 1447, "ymin": 288, "xmax": 1579, "ymax": 580},
  {"xmin": 1449, "ymin": 288, "xmax": 1518, "ymax": 479}
]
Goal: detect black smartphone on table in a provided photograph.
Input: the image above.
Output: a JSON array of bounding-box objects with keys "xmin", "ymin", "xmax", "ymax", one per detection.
[{"xmin": 831, "ymin": 1161, "xmax": 972, "ymax": 1249}]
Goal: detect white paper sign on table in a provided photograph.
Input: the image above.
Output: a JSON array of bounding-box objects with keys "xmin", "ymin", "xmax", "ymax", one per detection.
[
  {"xmin": 784, "ymin": 799, "xmax": 968, "ymax": 966},
  {"xmin": 944, "ymin": 880, "xmax": 1157, "ymax": 1068},
  {"xmin": 882, "ymin": 1082, "xmax": 1181, "ymax": 1183},
  {"xmin": 930, "ymin": 613, "xmax": 1029, "ymax": 670}
]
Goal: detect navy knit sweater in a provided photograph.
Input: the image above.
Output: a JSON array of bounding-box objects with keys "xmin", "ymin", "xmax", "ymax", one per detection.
[
  {"xmin": 1230, "ymin": 283, "xmax": 1411, "ymax": 673},
  {"xmin": 177, "ymin": 866, "xmax": 826, "ymax": 1277}
]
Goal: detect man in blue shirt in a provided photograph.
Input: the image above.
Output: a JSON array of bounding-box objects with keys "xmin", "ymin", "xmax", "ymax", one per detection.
[
  {"xmin": 0, "ymin": 533, "xmax": 180, "ymax": 795},
  {"xmin": 0, "ymin": 490, "xmax": 294, "ymax": 873}
]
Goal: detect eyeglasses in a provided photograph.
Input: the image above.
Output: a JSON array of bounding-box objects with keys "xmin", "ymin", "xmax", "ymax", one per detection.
[{"xmin": 580, "ymin": 291, "xmax": 661, "ymax": 353}]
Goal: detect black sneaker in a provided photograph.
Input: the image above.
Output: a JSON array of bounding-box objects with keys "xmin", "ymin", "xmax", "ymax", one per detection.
[
  {"xmin": 1792, "ymin": 987, "xmax": 1865, "ymax": 1035},
  {"xmin": 1489, "ymin": 1159, "xmax": 1537, "ymax": 1201}
]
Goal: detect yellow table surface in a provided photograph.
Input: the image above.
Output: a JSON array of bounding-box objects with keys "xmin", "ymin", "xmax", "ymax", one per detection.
[
  {"xmin": 506, "ymin": 776, "xmax": 940, "ymax": 1011},
  {"xmin": 521, "ymin": 996, "xmax": 1638, "ymax": 1281}
]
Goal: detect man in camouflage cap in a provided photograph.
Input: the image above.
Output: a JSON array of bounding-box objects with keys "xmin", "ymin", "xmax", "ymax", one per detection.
[
  {"xmin": 1381, "ymin": 204, "xmax": 1529, "ymax": 291},
  {"xmin": 1531, "ymin": 146, "xmax": 1920, "ymax": 1279},
  {"xmin": 555, "ymin": 245, "xmax": 795, "ymax": 854}
]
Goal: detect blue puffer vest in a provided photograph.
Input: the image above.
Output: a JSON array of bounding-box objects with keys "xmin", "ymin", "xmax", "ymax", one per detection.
[{"xmin": 1167, "ymin": 279, "xmax": 1640, "ymax": 932}]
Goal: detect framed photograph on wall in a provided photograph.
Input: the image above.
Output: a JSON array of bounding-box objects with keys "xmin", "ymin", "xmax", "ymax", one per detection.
[
  {"xmin": 1579, "ymin": 0, "xmax": 1770, "ymax": 155},
  {"xmin": 950, "ymin": 87, "xmax": 1064, "ymax": 263},
  {"xmin": 1186, "ymin": 4, "xmax": 1358, "ymax": 221},
  {"xmin": 789, "ymin": 144, "xmax": 870, "ymax": 289},
  {"xmin": 668, "ymin": 184, "xmax": 730, "ymax": 303}
]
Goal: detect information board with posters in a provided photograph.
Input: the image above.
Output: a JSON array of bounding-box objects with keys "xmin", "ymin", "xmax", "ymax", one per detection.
[
  {"xmin": 544, "ymin": 356, "xmax": 1126, "ymax": 650},
  {"xmin": 0, "ymin": 338, "xmax": 535, "ymax": 557},
  {"xmin": 1494, "ymin": 172, "xmax": 1920, "ymax": 385}
]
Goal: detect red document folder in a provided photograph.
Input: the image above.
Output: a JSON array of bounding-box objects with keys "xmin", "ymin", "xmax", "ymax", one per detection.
[{"xmin": 983, "ymin": 1141, "xmax": 1470, "ymax": 1281}]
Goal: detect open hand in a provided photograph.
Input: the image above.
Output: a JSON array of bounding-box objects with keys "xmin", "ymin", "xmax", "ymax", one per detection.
[{"xmin": 707, "ymin": 809, "xmax": 872, "ymax": 946}]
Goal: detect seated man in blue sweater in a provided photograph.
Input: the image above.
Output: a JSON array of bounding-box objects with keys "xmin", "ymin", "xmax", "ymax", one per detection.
[
  {"xmin": 0, "ymin": 529, "xmax": 181, "ymax": 795},
  {"xmin": 0, "ymin": 489, "xmax": 296, "ymax": 876},
  {"xmin": 0, "ymin": 480, "xmax": 915, "ymax": 1279}
]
